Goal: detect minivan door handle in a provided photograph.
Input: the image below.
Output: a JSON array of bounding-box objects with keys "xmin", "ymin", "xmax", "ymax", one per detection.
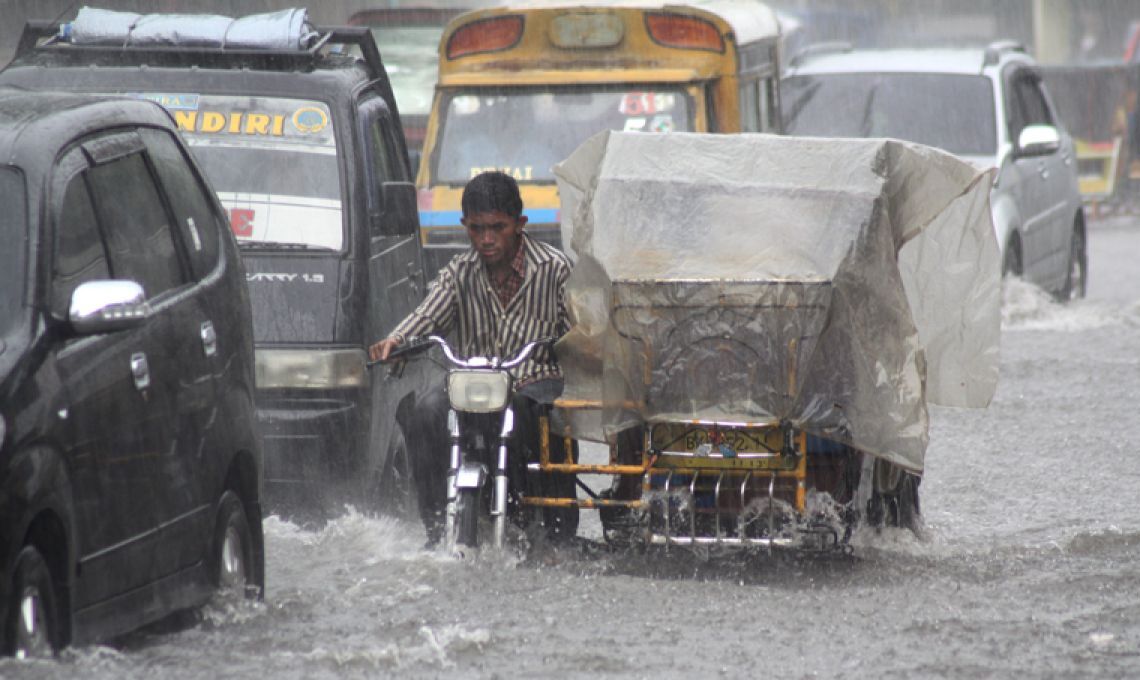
[
  {"xmin": 200, "ymin": 320, "xmax": 217, "ymax": 357},
  {"xmin": 130, "ymin": 352, "xmax": 150, "ymax": 391}
]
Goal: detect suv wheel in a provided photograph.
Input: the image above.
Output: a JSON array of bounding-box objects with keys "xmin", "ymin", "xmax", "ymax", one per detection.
[
  {"xmin": 1058, "ymin": 227, "xmax": 1087, "ymax": 301},
  {"xmin": 1002, "ymin": 237, "xmax": 1023, "ymax": 278},
  {"xmin": 5, "ymin": 546, "xmax": 59, "ymax": 658}
]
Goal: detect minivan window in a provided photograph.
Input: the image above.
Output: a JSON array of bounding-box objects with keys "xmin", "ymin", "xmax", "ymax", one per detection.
[
  {"xmin": 87, "ymin": 152, "xmax": 185, "ymax": 298},
  {"xmin": 0, "ymin": 167, "xmax": 26, "ymax": 335},
  {"xmin": 433, "ymin": 86, "xmax": 693, "ymax": 184},
  {"xmin": 140, "ymin": 127, "xmax": 221, "ymax": 280},
  {"xmin": 136, "ymin": 94, "xmax": 344, "ymax": 251},
  {"xmin": 782, "ymin": 73, "xmax": 998, "ymax": 156},
  {"xmin": 53, "ymin": 173, "xmax": 110, "ymax": 313}
]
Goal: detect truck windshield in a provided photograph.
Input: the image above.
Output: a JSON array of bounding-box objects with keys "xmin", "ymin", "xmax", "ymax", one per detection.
[
  {"xmin": 136, "ymin": 93, "xmax": 344, "ymax": 250},
  {"xmin": 433, "ymin": 86, "xmax": 693, "ymax": 184},
  {"xmin": 368, "ymin": 25, "xmax": 444, "ymax": 119},
  {"xmin": 0, "ymin": 166, "xmax": 26, "ymax": 336},
  {"xmin": 782, "ymin": 73, "xmax": 997, "ymax": 157}
]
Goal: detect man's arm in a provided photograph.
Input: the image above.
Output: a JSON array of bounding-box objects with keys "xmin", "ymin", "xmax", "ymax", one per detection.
[{"xmin": 369, "ymin": 267, "xmax": 459, "ymax": 361}]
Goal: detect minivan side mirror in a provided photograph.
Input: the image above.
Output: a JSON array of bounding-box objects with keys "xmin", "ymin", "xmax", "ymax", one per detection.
[
  {"xmin": 371, "ymin": 181, "xmax": 418, "ymax": 237},
  {"xmin": 69, "ymin": 279, "xmax": 150, "ymax": 335},
  {"xmin": 1015, "ymin": 124, "xmax": 1061, "ymax": 157}
]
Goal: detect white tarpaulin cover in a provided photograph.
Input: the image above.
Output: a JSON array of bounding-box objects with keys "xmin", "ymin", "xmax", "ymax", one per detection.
[
  {"xmin": 553, "ymin": 131, "xmax": 1000, "ymax": 472},
  {"xmin": 64, "ymin": 7, "xmax": 317, "ymax": 50}
]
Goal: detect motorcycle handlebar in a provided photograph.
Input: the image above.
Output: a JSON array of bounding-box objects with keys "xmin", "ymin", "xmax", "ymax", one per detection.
[{"xmin": 372, "ymin": 334, "xmax": 557, "ymax": 369}]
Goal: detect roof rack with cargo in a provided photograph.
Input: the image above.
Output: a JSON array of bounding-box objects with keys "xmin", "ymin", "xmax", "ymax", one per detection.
[{"xmin": 14, "ymin": 7, "xmax": 389, "ymax": 83}]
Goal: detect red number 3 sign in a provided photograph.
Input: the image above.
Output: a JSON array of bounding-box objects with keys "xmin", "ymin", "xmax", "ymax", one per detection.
[{"xmin": 229, "ymin": 208, "xmax": 255, "ymax": 237}]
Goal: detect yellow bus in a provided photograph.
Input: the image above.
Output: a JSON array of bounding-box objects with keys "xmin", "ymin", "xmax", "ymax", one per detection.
[{"xmin": 416, "ymin": 0, "xmax": 782, "ymax": 273}]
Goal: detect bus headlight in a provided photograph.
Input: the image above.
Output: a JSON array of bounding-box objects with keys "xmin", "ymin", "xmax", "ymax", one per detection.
[
  {"xmin": 255, "ymin": 348, "xmax": 367, "ymax": 389},
  {"xmin": 447, "ymin": 370, "xmax": 511, "ymax": 412}
]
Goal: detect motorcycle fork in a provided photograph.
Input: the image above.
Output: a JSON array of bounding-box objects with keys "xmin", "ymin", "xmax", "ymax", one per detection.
[
  {"xmin": 491, "ymin": 408, "xmax": 515, "ymax": 550},
  {"xmin": 445, "ymin": 409, "xmax": 461, "ymax": 553}
]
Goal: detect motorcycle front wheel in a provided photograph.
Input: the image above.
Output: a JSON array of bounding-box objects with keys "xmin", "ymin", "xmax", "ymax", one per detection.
[{"xmin": 453, "ymin": 487, "xmax": 481, "ymax": 551}]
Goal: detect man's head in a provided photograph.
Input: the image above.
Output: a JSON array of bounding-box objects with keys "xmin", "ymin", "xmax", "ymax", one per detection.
[{"xmin": 461, "ymin": 171, "xmax": 528, "ymax": 269}]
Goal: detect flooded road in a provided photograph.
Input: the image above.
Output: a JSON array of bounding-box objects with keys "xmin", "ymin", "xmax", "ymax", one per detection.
[{"xmin": 6, "ymin": 217, "xmax": 1140, "ymax": 679}]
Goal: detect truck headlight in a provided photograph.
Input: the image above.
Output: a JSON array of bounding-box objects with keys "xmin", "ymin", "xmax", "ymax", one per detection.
[
  {"xmin": 255, "ymin": 348, "xmax": 367, "ymax": 389},
  {"xmin": 447, "ymin": 370, "xmax": 511, "ymax": 412}
]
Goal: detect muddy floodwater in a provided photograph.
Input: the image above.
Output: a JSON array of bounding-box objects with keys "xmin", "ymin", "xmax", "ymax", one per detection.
[{"xmin": 5, "ymin": 217, "xmax": 1140, "ymax": 679}]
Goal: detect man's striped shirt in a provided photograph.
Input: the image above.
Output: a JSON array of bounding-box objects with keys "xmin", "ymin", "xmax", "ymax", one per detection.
[{"xmin": 391, "ymin": 233, "xmax": 571, "ymax": 384}]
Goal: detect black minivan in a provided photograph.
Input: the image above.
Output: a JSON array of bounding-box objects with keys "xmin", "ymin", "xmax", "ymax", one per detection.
[
  {"xmin": 1, "ymin": 9, "xmax": 429, "ymax": 514},
  {"xmin": 0, "ymin": 89, "xmax": 263, "ymax": 654}
]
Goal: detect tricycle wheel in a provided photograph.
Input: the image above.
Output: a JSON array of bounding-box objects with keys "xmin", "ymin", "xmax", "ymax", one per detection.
[{"xmin": 893, "ymin": 473, "xmax": 922, "ymax": 533}]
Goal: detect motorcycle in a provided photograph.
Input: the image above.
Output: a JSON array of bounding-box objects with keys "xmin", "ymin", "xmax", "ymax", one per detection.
[{"xmin": 383, "ymin": 335, "xmax": 575, "ymax": 555}]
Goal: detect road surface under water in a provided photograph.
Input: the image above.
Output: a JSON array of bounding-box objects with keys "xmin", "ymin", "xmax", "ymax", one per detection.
[{"xmin": 5, "ymin": 218, "xmax": 1140, "ymax": 679}]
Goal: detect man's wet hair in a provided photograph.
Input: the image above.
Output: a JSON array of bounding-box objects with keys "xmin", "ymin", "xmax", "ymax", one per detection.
[{"xmin": 462, "ymin": 171, "xmax": 523, "ymax": 219}]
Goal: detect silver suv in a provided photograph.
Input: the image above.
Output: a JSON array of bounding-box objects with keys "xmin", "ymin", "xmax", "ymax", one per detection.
[{"xmin": 783, "ymin": 42, "xmax": 1087, "ymax": 300}]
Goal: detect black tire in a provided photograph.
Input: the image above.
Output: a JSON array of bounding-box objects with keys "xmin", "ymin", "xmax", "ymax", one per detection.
[
  {"xmin": 1002, "ymin": 236, "xmax": 1023, "ymax": 278},
  {"xmin": 211, "ymin": 491, "xmax": 256, "ymax": 597},
  {"xmin": 453, "ymin": 487, "xmax": 481, "ymax": 551},
  {"xmin": 375, "ymin": 428, "xmax": 417, "ymax": 522},
  {"xmin": 894, "ymin": 474, "xmax": 922, "ymax": 534},
  {"xmin": 1058, "ymin": 227, "xmax": 1088, "ymax": 302},
  {"xmin": 5, "ymin": 546, "xmax": 59, "ymax": 658}
]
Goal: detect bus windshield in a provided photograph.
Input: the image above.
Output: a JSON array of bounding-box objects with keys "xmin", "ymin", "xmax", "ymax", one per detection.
[{"xmin": 433, "ymin": 86, "xmax": 693, "ymax": 184}]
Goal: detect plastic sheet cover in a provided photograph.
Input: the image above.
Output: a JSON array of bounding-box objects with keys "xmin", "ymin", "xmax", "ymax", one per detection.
[
  {"xmin": 64, "ymin": 6, "xmax": 318, "ymax": 50},
  {"xmin": 553, "ymin": 131, "xmax": 1000, "ymax": 472}
]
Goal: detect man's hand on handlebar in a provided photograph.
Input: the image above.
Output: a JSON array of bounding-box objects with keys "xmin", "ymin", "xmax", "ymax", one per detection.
[{"xmin": 368, "ymin": 336, "xmax": 402, "ymax": 363}]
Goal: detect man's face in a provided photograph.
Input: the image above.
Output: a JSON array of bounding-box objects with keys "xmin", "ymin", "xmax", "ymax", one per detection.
[{"xmin": 462, "ymin": 210, "xmax": 527, "ymax": 267}]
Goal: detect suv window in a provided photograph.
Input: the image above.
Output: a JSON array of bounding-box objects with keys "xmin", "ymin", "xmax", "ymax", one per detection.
[
  {"xmin": 1010, "ymin": 73, "xmax": 1054, "ymax": 141},
  {"xmin": 86, "ymin": 148, "xmax": 186, "ymax": 298},
  {"xmin": 140, "ymin": 127, "xmax": 221, "ymax": 280},
  {"xmin": 782, "ymin": 72, "xmax": 997, "ymax": 156},
  {"xmin": 52, "ymin": 154, "xmax": 111, "ymax": 314}
]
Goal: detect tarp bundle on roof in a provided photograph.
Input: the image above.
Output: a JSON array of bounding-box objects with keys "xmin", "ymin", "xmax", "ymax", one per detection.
[
  {"xmin": 553, "ymin": 131, "xmax": 1000, "ymax": 472},
  {"xmin": 63, "ymin": 6, "xmax": 318, "ymax": 51}
]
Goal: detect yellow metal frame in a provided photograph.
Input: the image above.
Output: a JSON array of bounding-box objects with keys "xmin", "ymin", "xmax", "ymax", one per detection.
[{"xmin": 520, "ymin": 409, "xmax": 808, "ymax": 513}]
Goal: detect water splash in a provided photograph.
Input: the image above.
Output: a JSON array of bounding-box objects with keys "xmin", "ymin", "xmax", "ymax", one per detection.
[{"xmin": 1001, "ymin": 278, "xmax": 1138, "ymax": 331}]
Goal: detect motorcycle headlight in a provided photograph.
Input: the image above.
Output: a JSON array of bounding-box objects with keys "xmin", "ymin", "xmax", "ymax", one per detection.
[
  {"xmin": 447, "ymin": 370, "xmax": 511, "ymax": 412},
  {"xmin": 255, "ymin": 348, "xmax": 367, "ymax": 389}
]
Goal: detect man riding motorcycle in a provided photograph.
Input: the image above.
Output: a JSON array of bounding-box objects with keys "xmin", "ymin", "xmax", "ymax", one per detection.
[{"xmin": 369, "ymin": 171, "xmax": 578, "ymax": 547}]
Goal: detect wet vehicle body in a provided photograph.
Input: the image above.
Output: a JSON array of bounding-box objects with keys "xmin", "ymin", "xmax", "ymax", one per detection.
[
  {"xmin": 416, "ymin": 0, "xmax": 783, "ymax": 277},
  {"xmin": 530, "ymin": 131, "xmax": 1001, "ymax": 554},
  {"xmin": 1, "ymin": 11, "xmax": 430, "ymax": 514},
  {"xmin": 0, "ymin": 90, "xmax": 263, "ymax": 654},
  {"xmin": 783, "ymin": 42, "xmax": 1088, "ymax": 301}
]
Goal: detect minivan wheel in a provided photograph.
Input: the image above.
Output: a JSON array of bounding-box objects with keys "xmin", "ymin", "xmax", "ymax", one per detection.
[
  {"xmin": 376, "ymin": 428, "xmax": 417, "ymax": 522},
  {"xmin": 212, "ymin": 491, "xmax": 254, "ymax": 595},
  {"xmin": 6, "ymin": 546, "xmax": 58, "ymax": 658},
  {"xmin": 1058, "ymin": 228, "xmax": 1087, "ymax": 301}
]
